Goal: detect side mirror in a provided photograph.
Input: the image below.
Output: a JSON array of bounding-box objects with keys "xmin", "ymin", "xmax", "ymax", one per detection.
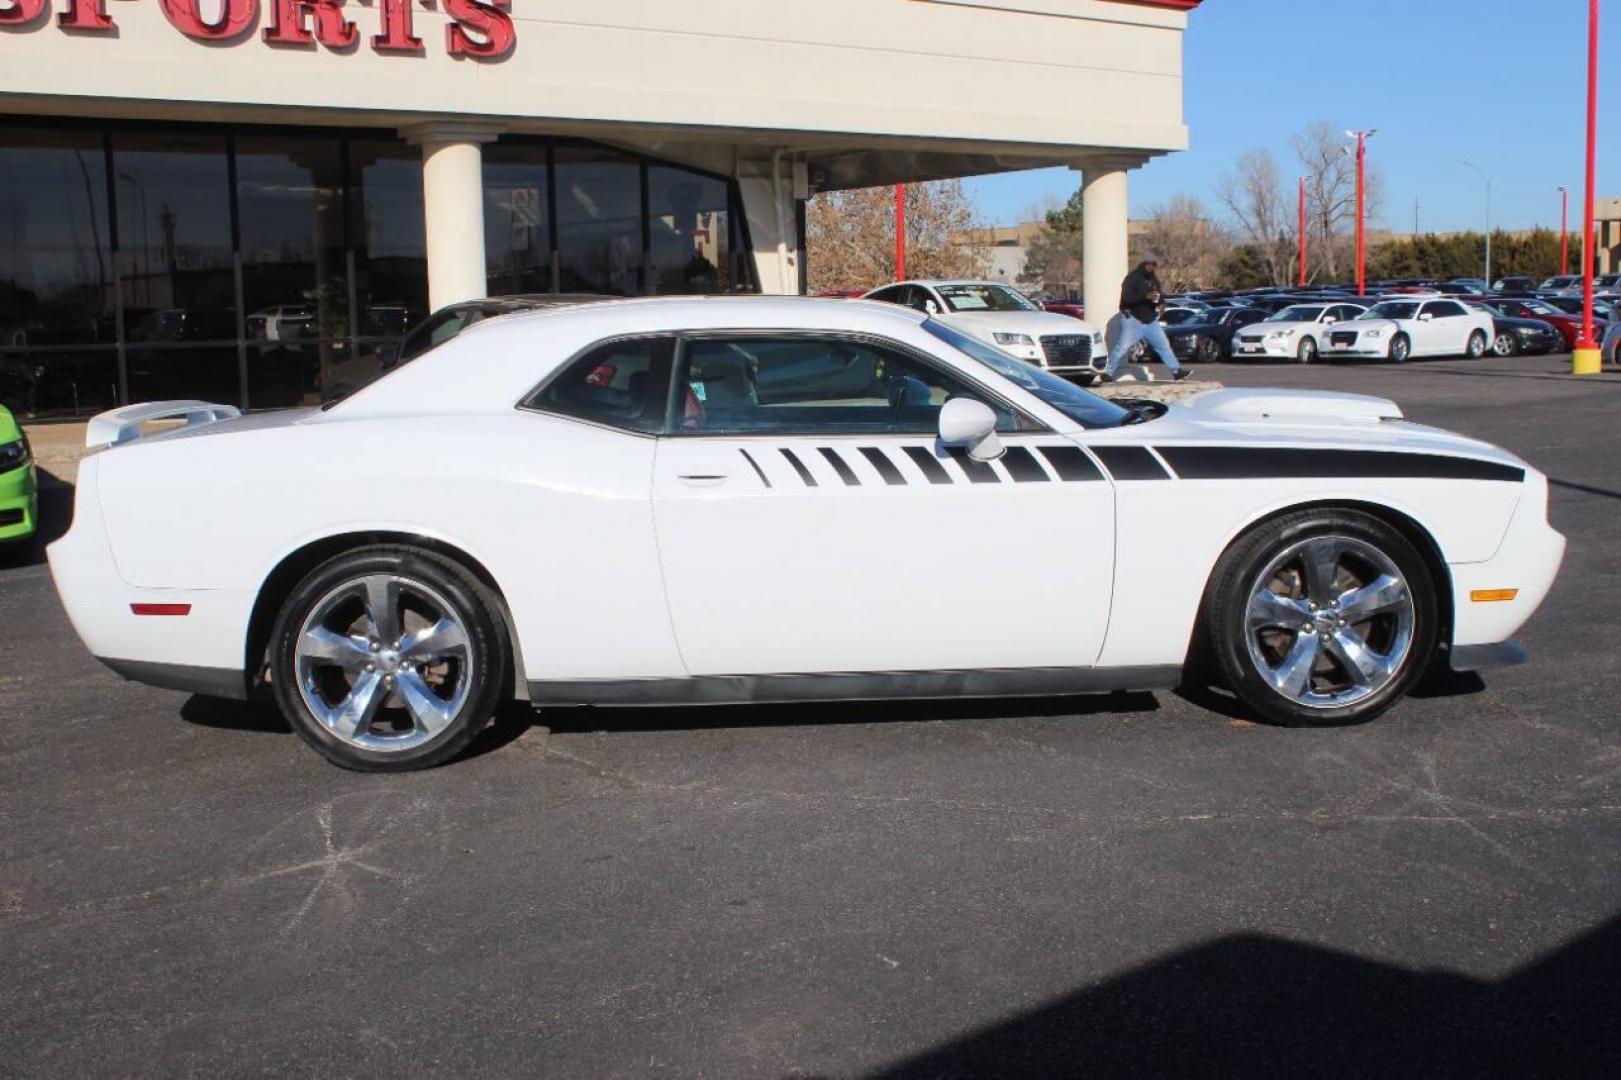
[
  {"xmin": 938, "ymin": 398, "xmax": 1003, "ymax": 462},
  {"xmin": 924, "ymin": 300, "xmax": 941, "ymax": 316},
  {"xmin": 1323, "ymin": 316, "xmax": 1337, "ymax": 325},
  {"xmin": 1418, "ymin": 313, "xmax": 1433, "ymax": 322}
]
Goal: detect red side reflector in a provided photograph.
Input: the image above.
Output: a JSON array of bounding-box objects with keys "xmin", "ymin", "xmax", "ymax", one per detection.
[{"xmin": 130, "ymin": 603, "xmax": 191, "ymax": 616}]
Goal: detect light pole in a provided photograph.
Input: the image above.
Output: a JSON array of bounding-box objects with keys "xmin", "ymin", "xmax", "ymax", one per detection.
[
  {"xmin": 1297, "ymin": 176, "xmax": 1307, "ymax": 286},
  {"xmin": 1461, "ymin": 161, "xmax": 1492, "ymax": 286},
  {"xmin": 1575, "ymin": 0, "xmax": 1601, "ymax": 375},
  {"xmin": 894, "ymin": 183, "xmax": 906, "ymax": 280},
  {"xmin": 1347, "ymin": 129, "xmax": 1376, "ymax": 295},
  {"xmin": 1559, "ymin": 186, "xmax": 1569, "ymax": 276}
]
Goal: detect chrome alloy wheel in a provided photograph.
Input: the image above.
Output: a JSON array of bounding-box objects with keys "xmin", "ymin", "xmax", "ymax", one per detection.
[
  {"xmin": 1243, "ymin": 535, "xmax": 1416, "ymax": 710},
  {"xmin": 294, "ymin": 574, "xmax": 474, "ymax": 752}
]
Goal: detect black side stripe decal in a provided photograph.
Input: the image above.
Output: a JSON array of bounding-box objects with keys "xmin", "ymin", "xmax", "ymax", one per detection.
[
  {"xmin": 738, "ymin": 448, "xmax": 771, "ymax": 488},
  {"xmin": 859, "ymin": 447, "xmax": 907, "ymax": 486},
  {"xmin": 944, "ymin": 446, "xmax": 1000, "ymax": 483},
  {"xmin": 1093, "ymin": 445, "xmax": 1170, "ymax": 481},
  {"xmin": 1000, "ymin": 445, "xmax": 1050, "ymax": 482},
  {"xmin": 1037, "ymin": 445, "xmax": 1104, "ymax": 482},
  {"xmin": 818, "ymin": 447, "xmax": 861, "ymax": 486},
  {"xmin": 903, "ymin": 446, "xmax": 954, "ymax": 485},
  {"xmin": 779, "ymin": 448, "xmax": 817, "ymax": 487},
  {"xmin": 1155, "ymin": 446, "xmax": 1527, "ymax": 484}
]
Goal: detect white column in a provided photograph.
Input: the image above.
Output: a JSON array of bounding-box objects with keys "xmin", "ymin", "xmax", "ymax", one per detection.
[
  {"xmin": 1080, "ymin": 166, "xmax": 1130, "ymax": 324},
  {"xmin": 402, "ymin": 123, "xmax": 502, "ymax": 311}
]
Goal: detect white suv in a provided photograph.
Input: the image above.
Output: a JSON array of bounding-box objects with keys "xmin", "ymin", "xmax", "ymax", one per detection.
[{"xmin": 863, "ymin": 280, "xmax": 1105, "ymax": 378}]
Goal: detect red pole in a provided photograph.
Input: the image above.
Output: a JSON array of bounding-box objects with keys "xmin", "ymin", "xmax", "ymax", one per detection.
[
  {"xmin": 1298, "ymin": 176, "xmax": 1308, "ymax": 286},
  {"xmin": 1355, "ymin": 134, "xmax": 1367, "ymax": 296},
  {"xmin": 1575, "ymin": 0, "xmax": 1600, "ymax": 372},
  {"xmin": 894, "ymin": 183, "xmax": 906, "ymax": 280},
  {"xmin": 1560, "ymin": 187, "xmax": 1570, "ymax": 276}
]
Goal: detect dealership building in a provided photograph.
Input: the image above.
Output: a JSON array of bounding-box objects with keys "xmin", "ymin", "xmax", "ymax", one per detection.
[{"xmin": 0, "ymin": 0, "xmax": 1198, "ymax": 415}]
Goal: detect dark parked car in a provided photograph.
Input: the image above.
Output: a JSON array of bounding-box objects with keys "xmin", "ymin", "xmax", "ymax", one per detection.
[
  {"xmin": 1164, "ymin": 305, "xmax": 1271, "ymax": 362},
  {"xmin": 1471, "ymin": 297, "xmax": 1602, "ymax": 350},
  {"xmin": 1464, "ymin": 303, "xmax": 1563, "ymax": 356},
  {"xmin": 1491, "ymin": 276, "xmax": 1536, "ymax": 293}
]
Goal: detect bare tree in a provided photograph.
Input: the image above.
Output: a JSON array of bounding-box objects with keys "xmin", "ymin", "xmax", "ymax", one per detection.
[
  {"xmin": 806, "ymin": 181, "xmax": 985, "ymax": 294},
  {"xmin": 1292, "ymin": 121, "xmax": 1385, "ymax": 282},
  {"xmin": 1215, "ymin": 149, "xmax": 1294, "ymax": 286},
  {"xmin": 1131, "ymin": 194, "xmax": 1232, "ymax": 291}
]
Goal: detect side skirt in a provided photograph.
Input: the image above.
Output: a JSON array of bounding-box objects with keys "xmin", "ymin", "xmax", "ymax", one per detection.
[{"xmin": 527, "ymin": 665, "xmax": 1183, "ymax": 708}]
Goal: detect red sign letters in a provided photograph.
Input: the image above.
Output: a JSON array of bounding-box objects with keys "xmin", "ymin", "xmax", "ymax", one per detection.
[{"xmin": 0, "ymin": 0, "xmax": 517, "ymax": 60}]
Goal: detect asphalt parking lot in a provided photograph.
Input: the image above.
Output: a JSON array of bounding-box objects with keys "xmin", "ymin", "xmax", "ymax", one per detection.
[{"xmin": 4, "ymin": 353, "xmax": 1619, "ymax": 1077}]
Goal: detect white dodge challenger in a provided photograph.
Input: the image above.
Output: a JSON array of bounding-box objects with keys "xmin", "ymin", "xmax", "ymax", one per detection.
[{"xmin": 49, "ymin": 298, "xmax": 1565, "ymax": 771}]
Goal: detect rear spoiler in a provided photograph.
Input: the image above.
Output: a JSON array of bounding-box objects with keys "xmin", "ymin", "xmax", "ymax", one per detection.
[{"xmin": 85, "ymin": 400, "xmax": 242, "ymax": 450}]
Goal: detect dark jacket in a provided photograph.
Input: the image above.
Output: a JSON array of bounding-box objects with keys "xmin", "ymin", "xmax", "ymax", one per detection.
[{"xmin": 1119, "ymin": 266, "xmax": 1163, "ymax": 323}]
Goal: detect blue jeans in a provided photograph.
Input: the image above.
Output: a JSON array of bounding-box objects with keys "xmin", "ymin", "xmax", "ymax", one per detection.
[{"xmin": 1105, "ymin": 314, "xmax": 1181, "ymax": 378}]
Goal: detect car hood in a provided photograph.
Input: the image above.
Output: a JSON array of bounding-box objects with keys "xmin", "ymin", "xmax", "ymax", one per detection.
[
  {"xmin": 1136, "ymin": 388, "xmax": 1526, "ymax": 468},
  {"xmin": 1335, "ymin": 319, "xmax": 1398, "ymax": 333},
  {"xmin": 936, "ymin": 310, "xmax": 1100, "ymax": 336}
]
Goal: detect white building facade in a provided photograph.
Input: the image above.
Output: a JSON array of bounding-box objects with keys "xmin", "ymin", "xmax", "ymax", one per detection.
[{"xmin": 0, "ymin": 0, "xmax": 1198, "ymax": 413}]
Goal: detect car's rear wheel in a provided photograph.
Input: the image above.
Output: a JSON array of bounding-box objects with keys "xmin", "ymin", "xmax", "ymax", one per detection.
[
  {"xmin": 1466, "ymin": 330, "xmax": 1489, "ymax": 359},
  {"xmin": 1205, "ymin": 509, "xmax": 1437, "ymax": 727},
  {"xmin": 1387, "ymin": 333, "xmax": 1411, "ymax": 363},
  {"xmin": 269, "ymin": 546, "xmax": 508, "ymax": 771},
  {"xmin": 1492, "ymin": 330, "xmax": 1518, "ymax": 356},
  {"xmin": 1297, "ymin": 336, "xmax": 1317, "ymax": 364}
]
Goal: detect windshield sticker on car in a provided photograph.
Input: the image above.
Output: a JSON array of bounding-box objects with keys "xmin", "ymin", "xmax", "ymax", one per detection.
[{"xmin": 691, "ymin": 381, "xmax": 707, "ymax": 402}]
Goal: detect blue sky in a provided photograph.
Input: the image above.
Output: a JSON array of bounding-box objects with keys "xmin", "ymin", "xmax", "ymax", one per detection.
[{"xmin": 966, "ymin": 0, "xmax": 1616, "ymax": 232}]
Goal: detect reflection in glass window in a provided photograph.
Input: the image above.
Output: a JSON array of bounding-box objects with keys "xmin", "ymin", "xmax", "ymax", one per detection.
[
  {"xmin": 555, "ymin": 146, "xmax": 642, "ymax": 296},
  {"xmin": 112, "ymin": 131, "xmax": 239, "ymax": 405},
  {"xmin": 0, "ymin": 127, "xmax": 117, "ymax": 417},
  {"xmin": 484, "ymin": 143, "xmax": 552, "ymax": 297},
  {"xmin": 647, "ymin": 166, "xmax": 730, "ymax": 294},
  {"xmin": 676, "ymin": 336, "xmax": 1018, "ymax": 435},
  {"xmin": 349, "ymin": 139, "xmax": 429, "ymax": 338},
  {"xmin": 236, "ymin": 136, "xmax": 348, "ymax": 408}
]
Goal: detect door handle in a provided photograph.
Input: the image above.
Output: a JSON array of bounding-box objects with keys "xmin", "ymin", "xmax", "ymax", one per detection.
[{"xmin": 678, "ymin": 473, "xmax": 729, "ymax": 488}]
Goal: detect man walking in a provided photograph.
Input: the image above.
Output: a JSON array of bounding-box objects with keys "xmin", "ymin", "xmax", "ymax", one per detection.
[{"xmin": 1102, "ymin": 254, "xmax": 1191, "ymax": 382}]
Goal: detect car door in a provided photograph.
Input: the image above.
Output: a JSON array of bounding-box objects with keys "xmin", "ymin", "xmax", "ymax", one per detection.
[
  {"xmin": 1421, "ymin": 300, "xmax": 1469, "ymax": 354},
  {"xmin": 651, "ymin": 331, "xmax": 1116, "ymax": 675}
]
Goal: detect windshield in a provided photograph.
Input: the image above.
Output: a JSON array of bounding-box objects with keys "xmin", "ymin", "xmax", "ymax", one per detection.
[
  {"xmin": 1161, "ymin": 308, "xmax": 1201, "ymax": 325},
  {"xmin": 922, "ymin": 320, "xmax": 1131, "ymax": 430},
  {"xmin": 935, "ymin": 283, "xmax": 1038, "ymax": 313},
  {"xmin": 1267, "ymin": 305, "xmax": 1324, "ymax": 323},
  {"xmin": 1361, "ymin": 302, "xmax": 1419, "ymax": 320}
]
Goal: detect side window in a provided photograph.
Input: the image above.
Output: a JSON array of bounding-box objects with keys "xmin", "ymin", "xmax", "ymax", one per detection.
[
  {"xmin": 1424, "ymin": 301, "xmax": 1465, "ymax": 318},
  {"xmin": 525, "ymin": 336, "xmax": 676, "ymax": 433},
  {"xmin": 676, "ymin": 335, "xmax": 1020, "ymax": 436},
  {"xmin": 903, "ymin": 286, "xmax": 938, "ymax": 313},
  {"xmin": 866, "ymin": 286, "xmax": 905, "ymax": 306}
]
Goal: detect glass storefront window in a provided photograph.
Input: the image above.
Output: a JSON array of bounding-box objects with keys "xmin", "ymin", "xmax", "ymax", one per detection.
[
  {"xmin": 647, "ymin": 166, "xmax": 732, "ymax": 294},
  {"xmin": 0, "ymin": 128, "xmax": 117, "ymax": 417},
  {"xmin": 112, "ymin": 131, "xmax": 239, "ymax": 406},
  {"xmin": 555, "ymin": 146, "xmax": 643, "ymax": 296},
  {"xmin": 0, "ymin": 124, "xmax": 754, "ymax": 417},
  {"xmin": 236, "ymin": 136, "xmax": 349, "ymax": 408},
  {"xmin": 484, "ymin": 143, "xmax": 552, "ymax": 297}
]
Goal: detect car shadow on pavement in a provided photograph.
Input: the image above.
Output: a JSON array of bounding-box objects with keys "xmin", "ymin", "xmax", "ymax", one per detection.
[{"xmin": 872, "ymin": 913, "xmax": 1621, "ymax": 1078}]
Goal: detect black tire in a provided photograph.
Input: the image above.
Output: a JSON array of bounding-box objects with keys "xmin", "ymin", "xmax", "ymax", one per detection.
[
  {"xmin": 1465, "ymin": 330, "xmax": 1488, "ymax": 359},
  {"xmin": 1297, "ymin": 336, "xmax": 1318, "ymax": 364},
  {"xmin": 1204, "ymin": 509, "xmax": 1438, "ymax": 728},
  {"xmin": 1492, "ymin": 331, "xmax": 1518, "ymax": 357},
  {"xmin": 269, "ymin": 545, "xmax": 509, "ymax": 771},
  {"xmin": 1197, "ymin": 336, "xmax": 1222, "ymax": 364},
  {"xmin": 1387, "ymin": 333, "xmax": 1411, "ymax": 363}
]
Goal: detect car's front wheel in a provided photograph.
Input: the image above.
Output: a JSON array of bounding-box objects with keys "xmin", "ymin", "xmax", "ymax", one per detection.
[
  {"xmin": 1297, "ymin": 336, "xmax": 1318, "ymax": 364},
  {"xmin": 1492, "ymin": 330, "xmax": 1518, "ymax": 356},
  {"xmin": 1466, "ymin": 330, "xmax": 1489, "ymax": 359},
  {"xmin": 1387, "ymin": 333, "xmax": 1411, "ymax": 363},
  {"xmin": 269, "ymin": 546, "xmax": 509, "ymax": 771},
  {"xmin": 1197, "ymin": 336, "xmax": 1222, "ymax": 363},
  {"xmin": 1204, "ymin": 509, "xmax": 1438, "ymax": 727}
]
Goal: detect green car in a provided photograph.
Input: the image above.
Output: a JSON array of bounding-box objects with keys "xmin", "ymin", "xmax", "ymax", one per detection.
[{"xmin": 0, "ymin": 405, "xmax": 37, "ymax": 551}]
